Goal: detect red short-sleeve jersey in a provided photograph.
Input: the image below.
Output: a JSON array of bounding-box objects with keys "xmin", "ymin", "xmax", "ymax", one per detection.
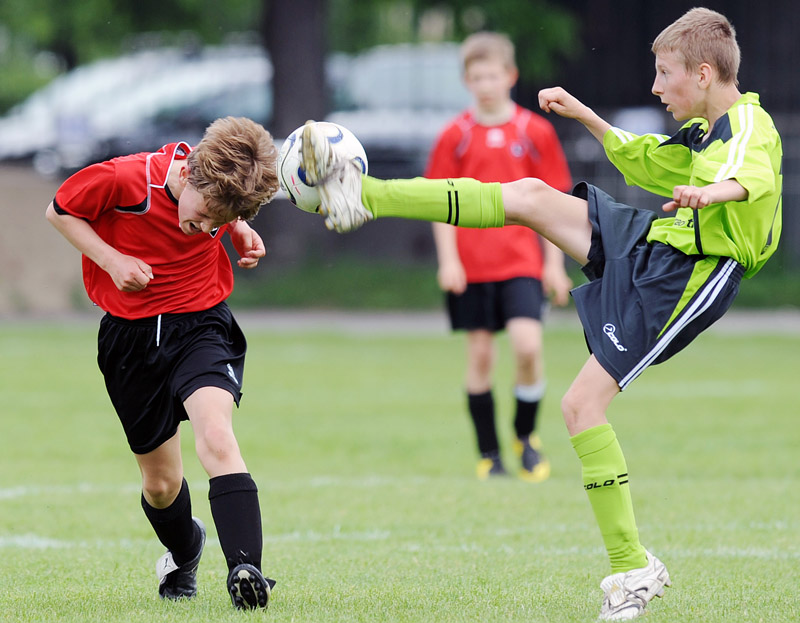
[
  {"xmin": 53, "ymin": 143, "xmax": 234, "ymax": 319},
  {"xmin": 425, "ymin": 105, "xmax": 572, "ymax": 283}
]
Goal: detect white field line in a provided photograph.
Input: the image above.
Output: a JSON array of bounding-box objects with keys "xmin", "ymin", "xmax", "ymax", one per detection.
[
  {"xmin": 3, "ymin": 482, "xmax": 798, "ymax": 558},
  {"xmin": 0, "ymin": 483, "xmax": 141, "ymax": 500},
  {"xmin": 0, "ymin": 477, "xmax": 437, "ymax": 501},
  {"xmin": 2, "ymin": 533, "xmax": 798, "ymax": 562}
]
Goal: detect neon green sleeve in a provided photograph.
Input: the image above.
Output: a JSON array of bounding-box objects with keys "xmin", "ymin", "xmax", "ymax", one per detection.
[
  {"xmin": 602, "ymin": 127, "xmax": 691, "ymax": 197},
  {"xmin": 691, "ymin": 106, "xmax": 778, "ymax": 202}
]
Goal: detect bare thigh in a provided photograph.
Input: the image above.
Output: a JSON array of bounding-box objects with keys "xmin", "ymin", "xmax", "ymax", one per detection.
[{"xmin": 501, "ymin": 178, "xmax": 592, "ymax": 265}]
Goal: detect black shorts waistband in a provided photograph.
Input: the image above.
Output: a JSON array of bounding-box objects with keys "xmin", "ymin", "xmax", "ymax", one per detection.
[{"xmin": 103, "ymin": 301, "xmax": 229, "ymax": 327}]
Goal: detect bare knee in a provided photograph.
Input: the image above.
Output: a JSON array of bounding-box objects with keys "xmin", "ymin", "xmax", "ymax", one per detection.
[
  {"xmin": 193, "ymin": 423, "xmax": 247, "ymax": 477},
  {"xmin": 560, "ymin": 388, "xmax": 583, "ymax": 433},
  {"xmin": 195, "ymin": 423, "xmax": 240, "ymax": 464},
  {"xmin": 560, "ymin": 385, "xmax": 611, "ymax": 437},
  {"xmin": 142, "ymin": 473, "xmax": 183, "ymax": 508},
  {"xmin": 466, "ymin": 332, "xmax": 494, "ymax": 392},
  {"xmin": 503, "ymin": 178, "xmax": 552, "ymax": 222}
]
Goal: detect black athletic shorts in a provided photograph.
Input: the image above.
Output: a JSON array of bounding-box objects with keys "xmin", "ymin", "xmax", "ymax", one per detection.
[
  {"xmin": 446, "ymin": 276, "xmax": 546, "ymax": 333},
  {"xmin": 571, "ymin": 182, "xmax": 743, "ymax": 390},
  {"xmin": 97, "ymin": 301, "xmax": 246, "ymax": 454}
]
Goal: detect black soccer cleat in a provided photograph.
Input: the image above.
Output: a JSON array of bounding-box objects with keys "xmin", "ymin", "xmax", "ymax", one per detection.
[
  {"xmin": 514, "ymin": 433, "xmax": 551, "ymax": 483},
  {"xmin": 227, "ymin": 563, "xmax": 276, "ymax": 610},
  {"xmin": 156, "ymin": 517, "xmax": 206, "ymax": 600}
]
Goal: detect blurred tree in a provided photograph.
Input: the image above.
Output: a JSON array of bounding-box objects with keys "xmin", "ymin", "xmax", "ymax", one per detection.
[
  {"xmin": 325, "ymin": 0, "xmax": 580, "ymax": 108},
  {"xmin": 409, "ymin": 0, "xmax": 579, "ymax": 84},
  {"xmin": 0, "ymin": 0, "xmax": 259, "ymax": 69},
  {"xmin": 262, "ymin": 0, "xmax": 327, "ymax": 137}
]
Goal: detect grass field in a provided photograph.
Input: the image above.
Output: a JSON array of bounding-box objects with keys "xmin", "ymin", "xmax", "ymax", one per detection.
[{"xmin": 1, "ymin": 312, "xmax": 798, "ymax": 622}]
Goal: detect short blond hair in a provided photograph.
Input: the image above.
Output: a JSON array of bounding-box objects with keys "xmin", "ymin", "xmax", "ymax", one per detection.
[
  {"xmin": 187, "ymin": 116, "xmax": 279, "ymax": 222},
  {"xmin": 652, "ymin": 7, "xmax": 740, "ymax": 86},
  {"xmin": 460, "ymin": 32, "xmax": 517, "ymax": 73}
]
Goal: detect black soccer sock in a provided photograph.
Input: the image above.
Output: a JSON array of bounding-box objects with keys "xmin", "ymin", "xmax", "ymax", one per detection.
[
  {"xmin": 513, "ymin": 398, "xmax": 541, "ymax": 439},
  {"xmin": 208, "ymin": 472, "xmax": 263, "ymax": 572},
  {"xmin": 141, "ymin": 478, "xmax": 200, "ymax": 566},
  {"xmin": 467, "ymin": 390, "xmax": 500, "ymax": 455}
]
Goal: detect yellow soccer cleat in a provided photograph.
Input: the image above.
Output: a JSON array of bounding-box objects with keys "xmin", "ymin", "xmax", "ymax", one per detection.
[
  {"xmin": 476, "ymin": 450, "xmax": 507, "ymax": 480},
  {"xmin": 514, "ymin": 433, "xmax": 551, "ymax": 483}
]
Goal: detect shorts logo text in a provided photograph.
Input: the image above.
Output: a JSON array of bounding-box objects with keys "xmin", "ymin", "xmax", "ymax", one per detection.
[{"xmin": 603, "ymin": 323, "xmax": 627, "ymax": 352}]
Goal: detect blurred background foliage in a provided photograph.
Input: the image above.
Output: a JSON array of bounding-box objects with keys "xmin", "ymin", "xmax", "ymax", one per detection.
[
  {"xmin": 0, "ymin": 0, "xmax": 797, "ymax": 311},
  {"xmin": 0, "ymin": 0, "xmax": 578, "ymax": 115}
]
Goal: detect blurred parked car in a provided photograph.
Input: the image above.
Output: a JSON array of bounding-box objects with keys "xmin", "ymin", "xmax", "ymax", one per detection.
[
  {"xmin": 326, "ymin": 42, "xmax": 470, "ymax": 178},
  {"xmin": 0, "ymin": 44, "xmax": 271, "ymax": 175},
  {"xmin": 0, "ymin": 42, "xmax": 469, "ymax": 178}
]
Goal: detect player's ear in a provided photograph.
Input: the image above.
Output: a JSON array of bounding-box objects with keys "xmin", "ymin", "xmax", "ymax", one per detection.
[
  {"xmin": 697, "ymin": 62, "xmax": 713, "ymax": 88},
  {"xmin": 508, "ymin": 67, "xmax": 519, "ymax": 88}
]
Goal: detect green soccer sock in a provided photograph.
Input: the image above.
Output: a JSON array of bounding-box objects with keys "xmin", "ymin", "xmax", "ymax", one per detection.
[
  {"xmin": 571, "ymin": 423, "xmax": 647, "ymax": 574},
  {"xmin": 361, "ymin": 176, "xmax": 505, "ymax": 228}
]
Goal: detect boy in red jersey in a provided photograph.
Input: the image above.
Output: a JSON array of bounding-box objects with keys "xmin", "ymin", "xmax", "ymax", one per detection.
[
  {"xmin": 427, "ymin": 32, "xmax": 573, "ymax": 481},
  {"xmin": 46, "ymin": 117, "xmax": 278, "ymax": 610}
]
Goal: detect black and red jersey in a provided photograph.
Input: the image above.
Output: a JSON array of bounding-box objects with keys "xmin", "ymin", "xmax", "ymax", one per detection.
[
  {"xmin": 54, "ymin": 143, "xmax": 234, "ymax": 319},
  {"xmin": 425, "ymin": 106, "xmax": 572, "ymax": 283}
]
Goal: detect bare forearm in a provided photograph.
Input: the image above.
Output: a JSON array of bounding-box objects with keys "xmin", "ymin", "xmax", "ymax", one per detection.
[
  {"xmin": 538, "ymin": 86, "xmax": 611, "ymax": 143},
  {"xmin": 577, "ymin": 107, "xmax": 613, "ymax": 143},
  {"xmin": 431, "ymin": 222, "xmax": 459, "ymax": 266},
  {"xmin": 45, "ymin": 202, "xmax": 119, "ymax": 270},
  {"xmin": 663, "ymin": 179, "xmax": 749, "ymax": 212}
]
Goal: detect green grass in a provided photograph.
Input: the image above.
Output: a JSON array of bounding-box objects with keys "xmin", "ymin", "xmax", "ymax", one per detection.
[
  {"xmin": 1, "ymin": 314, "xmax": 799, "ymax": 622},
  {"xmin": 225, "ymin": 257, "xmax": 800, "ymax": 311}
]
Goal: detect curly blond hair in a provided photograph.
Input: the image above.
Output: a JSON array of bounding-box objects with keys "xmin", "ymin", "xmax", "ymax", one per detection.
[{"xmin": 187, "ymin": 116, "xmax": 279, "ymax": 222}]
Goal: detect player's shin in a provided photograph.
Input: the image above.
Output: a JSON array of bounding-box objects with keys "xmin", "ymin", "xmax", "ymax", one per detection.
[
  {"xmin": 361, "ymin": 176, "xmax": 505, "ymax": 228},
  {"xmin": 571, "ymin": 424, "xmax": 647, "ymax": 573}
]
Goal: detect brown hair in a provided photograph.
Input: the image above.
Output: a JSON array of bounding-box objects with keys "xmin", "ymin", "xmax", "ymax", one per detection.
[
  {"xmin": 187, "ymin": 116, "xmax": 279, "ymax": 222},
  {"xmin": 652, "ymin": 7, "xmax": 740, "ymax": 86},
  {"xmin": 460, "ymin": 31, "xmax": 516, "ymax": 73}
]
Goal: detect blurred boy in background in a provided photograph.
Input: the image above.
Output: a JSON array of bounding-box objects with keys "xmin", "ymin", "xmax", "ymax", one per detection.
[{"xmin": 426, "ymin": 32, "xmax": 572, "ymax": 481}]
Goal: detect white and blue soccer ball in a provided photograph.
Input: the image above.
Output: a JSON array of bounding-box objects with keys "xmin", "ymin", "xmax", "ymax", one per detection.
[{"xmin": 277, "ymin": 121, "xmax": 368, "ymax": 213}]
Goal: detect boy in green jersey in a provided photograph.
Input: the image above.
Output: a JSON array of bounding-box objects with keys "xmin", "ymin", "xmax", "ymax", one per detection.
[{"xmin": 301, "ymin": 7, "xmax": 782, "ymax": 621}]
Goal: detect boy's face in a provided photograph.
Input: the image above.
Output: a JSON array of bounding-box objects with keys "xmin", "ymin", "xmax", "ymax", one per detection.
[
  {"xmin": 178, "ymin": 184, "xmax": 231, "ymax": 235},
  {"xmin": 463, "ymin": 58, "xmax": 517, "ymax": 112},
  {"xmin": 651, "ymin": 50, "xmax": 703, "ymax": 121}
]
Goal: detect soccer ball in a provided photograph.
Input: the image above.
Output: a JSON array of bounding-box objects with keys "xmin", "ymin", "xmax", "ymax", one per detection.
[{"xmin": 277, "ymin": 121, "xmax": 368, "ymax": 213}]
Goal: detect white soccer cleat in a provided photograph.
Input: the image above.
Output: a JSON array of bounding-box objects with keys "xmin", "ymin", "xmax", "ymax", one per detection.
[
  {"xmin": 598, "ymin": 550, "xmax": 671, "ymax": 620},
  {"xmin": 300, "ymin": 121, "xmax": 372, "ymax": 233}
]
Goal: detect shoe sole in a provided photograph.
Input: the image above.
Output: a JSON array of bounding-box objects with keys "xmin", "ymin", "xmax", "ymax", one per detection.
[
  {"xmin": 301, "ymin": 121, "xmax": 330, "ymax": 187},
  {"xmin": 228, "ymin": 564, "xmax": 272, "ymax": 610}
]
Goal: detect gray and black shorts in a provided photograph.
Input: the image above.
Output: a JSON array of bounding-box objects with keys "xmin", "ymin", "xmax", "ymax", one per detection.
[{"xmin": 571, "ymin": 182, "xmax": 743, "ymax": 390}]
